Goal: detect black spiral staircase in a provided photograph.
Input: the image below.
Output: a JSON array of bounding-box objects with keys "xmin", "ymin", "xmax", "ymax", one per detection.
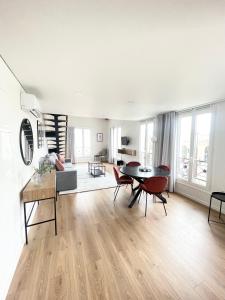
[{"xmin": 43, "ymin": 113, "xmax": 68, "ymax": 155}]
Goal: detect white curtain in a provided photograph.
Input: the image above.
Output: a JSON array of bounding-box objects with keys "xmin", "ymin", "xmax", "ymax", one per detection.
[
  {"xmin": 66, "ymin": 127, "xmax": 76, "ymax": 163},
  {"xmin": 161, "ymin": 111, "xmax": 176, "ymax": 192},
  {"xmin": 153, "ymin": 114, "xmax": 163, "ymax": 167},
  {"xmin": 153, "ymin": 112, "xmax": 176, "ymax": 192}
]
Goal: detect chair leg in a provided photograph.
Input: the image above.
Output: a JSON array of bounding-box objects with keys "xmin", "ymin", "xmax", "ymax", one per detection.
[
  {"xmin": 138, "ymin": 190, "xmax": 142, "ymax": 203},
  {"xmin": 153, "ymin": 195, "xmax": 156, "ymax": 203},
  {"xmin": 114, "ymin": 185, "xmax": 120, "ymax": 202},
  {"xmin": 145, "ymin": 193, "xmax": 148, "ymax": 217},
  {"xmin": 162, "ymin": 202, "xmax": 167, "ymax": 216},
  {"xmin": 166, "ymin": 190, "xmax": 169, "ymax": 198},
  {"xmin": 219, "ymin": 201, "xmax": 222, "ymax": 219},
  {"xmin": 114, "ymin": 185, "xmax": 119, "ymax": 195},
  {"xmin": 208, "ymin": 195, "xmax": 213, "ymax": 223}
]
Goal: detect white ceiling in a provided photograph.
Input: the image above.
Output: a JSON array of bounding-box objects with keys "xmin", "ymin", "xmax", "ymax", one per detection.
[{"xmin": 1, "ymin": 0, "xmax": 225, "ymax": 120}]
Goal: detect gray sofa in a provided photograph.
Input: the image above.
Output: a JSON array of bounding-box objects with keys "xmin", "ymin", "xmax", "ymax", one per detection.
[
  {"xmin": 46, "ymin": 153, "xmax": 77, "ymax": 192},
  {"xmin": 56, "ymin": 159, "xmax": 77, "ymax": 192}
]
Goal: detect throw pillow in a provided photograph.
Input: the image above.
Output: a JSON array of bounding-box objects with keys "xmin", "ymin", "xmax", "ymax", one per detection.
[
  {"xmin": 55, "ymin": 159, "xmax": 64, "ymax": 171},
  {"xmin": 57, "ymin": 154, "xmax": 65, "ymax": 163}
]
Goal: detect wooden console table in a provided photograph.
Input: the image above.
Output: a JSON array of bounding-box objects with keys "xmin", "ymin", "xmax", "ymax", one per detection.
[
  {"xmin": 22, "ymin": 171, "xmax": 57, "ymax": 244},
  {"xmin": 118, "ymin": 148, "xmax": 136, "ymax": 156}
]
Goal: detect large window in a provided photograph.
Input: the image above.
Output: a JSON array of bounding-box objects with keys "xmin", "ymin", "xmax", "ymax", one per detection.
[
  {"xmin": 74, "ymin": 128, "xmax": 91, "ymax": 158},
  {"xmin": 139, "ymin": 121, "xmax": 154, "ymax": 166},
  {"xmin": 111, "ymin": 127, "xmax": 121, "ymax": 163},
  {"xmin": 176, "ymin": 108, "xmax": 212, "ymax": 187},
  {"xmin": 176, "ymin": 115, "xmax": 192, "ymax": 181}
]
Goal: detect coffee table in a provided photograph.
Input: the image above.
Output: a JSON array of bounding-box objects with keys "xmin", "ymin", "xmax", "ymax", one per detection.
[{"xmin": 88, "ymin": 161, "xmax": 106, "ymax": 177}]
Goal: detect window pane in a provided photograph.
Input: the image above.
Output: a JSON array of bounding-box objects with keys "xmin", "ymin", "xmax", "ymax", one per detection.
[
  {"xmin": 146, "ymin": 122, "xmax": 154, "ymax": 166},
  {"xmin": 192, "ymin": 113, "xmax": 211, "ymax": 186},
  {"xmin": 118, "ymin": 128, "xmax": 121, "ymax": 149},
  {"xmin": 112, "ymin": 127, "xmax": 121, "ymax": 161},
  {"xmin": 75, "ymin": 128, "xmax": 83, "ymax": 157},
  {"xmin": 177, "ymin": 115, "xmax": 192, "ymax": 180},
  {"xmin": 140, "ymin": 124, "xmax": 146, "ymax": 165},
  {"xmin": 74, "ymin": 128, "xmax": 91, "ymax": 158},
  {"xmin": 113, "ymin": 128, "xmax": 117, "ymax": 160},
  {"xmin": 83, "ymin": 129, "xmax": 91, "ymax": 156}
]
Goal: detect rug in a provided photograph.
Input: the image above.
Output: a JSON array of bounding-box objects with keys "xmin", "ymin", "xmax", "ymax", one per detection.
[{"xmin": 59, "ymin": 163, "xmax": 117, "ymax": 194}]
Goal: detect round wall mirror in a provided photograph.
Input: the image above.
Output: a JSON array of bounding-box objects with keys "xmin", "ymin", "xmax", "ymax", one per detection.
[{"xmin": 20, "ymin": 119, "xmax": 34, "ymax": 165}]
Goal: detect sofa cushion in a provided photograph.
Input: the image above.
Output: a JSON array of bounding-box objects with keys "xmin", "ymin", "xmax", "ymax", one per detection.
[
  {"xmin": 57, "ymin": 154, "xmax": 65, "ymax": 163},
  {"xmin": 55, "ymin": 159, "xmax": 64, "ymax": 171}
]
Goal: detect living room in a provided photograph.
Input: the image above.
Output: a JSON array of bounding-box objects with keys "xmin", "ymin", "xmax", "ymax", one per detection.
[{"xmin": 1, "ymin": 1, "xmax": 225, "ymax": 299}]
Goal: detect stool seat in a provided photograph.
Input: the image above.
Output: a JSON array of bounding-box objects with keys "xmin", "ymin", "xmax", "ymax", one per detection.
[
  {"xmin": 211, "ymin": 192, "xmax": 225, "ymax": 202},
  {"xmin": 208, "ymin": 192, "xmax": 225, "ymax": 225}
]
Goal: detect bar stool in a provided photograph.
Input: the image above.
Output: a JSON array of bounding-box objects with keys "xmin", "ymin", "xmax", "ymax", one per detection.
[{"xmin": 208, "ymin": 192, "xmax": 225, "ymax": 225}]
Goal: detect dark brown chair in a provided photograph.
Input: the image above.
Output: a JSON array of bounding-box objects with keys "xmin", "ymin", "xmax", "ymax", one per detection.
[
  {"xmin": 113, "ymin": 167, "xmax": 133, "ymax": 202},
  {"xmin": 158, "ymin": 165, "xmax": 170, "ymax": 197},
  {"xmin": 140, "ymin": 176, "xmax": 168, "ymax": 217},
  {"xmin": 126, "ymin": 161, "xmax": 141, "ymax": 167}
]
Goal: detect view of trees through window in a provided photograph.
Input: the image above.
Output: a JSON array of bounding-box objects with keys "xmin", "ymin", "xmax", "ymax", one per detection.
[
  {"xmin": 176, "ymin": 110, "xmax": 212, "ymax": 187},
  {"xmin": 139, "ymin": 122, "xmax": 154, "ymax": 166},
  {"xmin": 74, "ymin": 128, "xmax": 91, "ymax": 158},
  {"xmin": 192, "ymin": 113, "xmax": 211, "ymax": 185},
  {"xmin": 111, "ymin": 127, "xmax": 121, "ymax": 163}
]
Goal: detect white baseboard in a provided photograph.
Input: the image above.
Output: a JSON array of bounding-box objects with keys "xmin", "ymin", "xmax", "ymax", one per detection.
[{"xmin": 175, "ymin": 183, "xmax": 225, "ymax": 214}]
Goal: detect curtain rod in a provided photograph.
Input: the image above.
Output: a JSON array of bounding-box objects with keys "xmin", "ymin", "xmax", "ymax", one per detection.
[
  {"xmin": 141, "ymin": 98, "xmax": 225, "ymax": 122},
  {"xmin": 176, "ymin": 98, "xmax": 225, "ymax": 114}
]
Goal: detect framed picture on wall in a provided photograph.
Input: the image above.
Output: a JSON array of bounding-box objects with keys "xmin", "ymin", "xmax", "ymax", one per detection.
[{"xmin": 97, "ymin": 133, "xmax": 103, "ymax": 142}]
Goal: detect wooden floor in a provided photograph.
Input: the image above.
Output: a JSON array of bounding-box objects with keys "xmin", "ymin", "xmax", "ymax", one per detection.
[{"xmin": 7, "ymin": 165, "xmax": 225, "ymax": 299}]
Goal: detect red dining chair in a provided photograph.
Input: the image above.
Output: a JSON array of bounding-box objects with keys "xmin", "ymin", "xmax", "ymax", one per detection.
[
  {"xmin": 140, "ymin": 176, "xmax": 168, "ymax": 217},
  {"xmin": 158, "ymin": 165, "xmax": 170, "ymax": 197},
  {"xmin": 126, "ymin": 161, "xmax": 141, "ymax": 167},
  {"xmin": 113, "ymin": 167, "xmax": 133, "ymax": 202}
]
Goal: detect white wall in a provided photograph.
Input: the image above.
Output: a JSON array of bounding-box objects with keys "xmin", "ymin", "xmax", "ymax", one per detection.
[
  {"xmin": 175, "ymin": 101, "xmax": 225, "ymax": 213},
  {"xmin": 108, "ymin": 119, "xmax": 140, "ymax": 163},
  {"xmin": 68, "ymin": 116, "xmax": 108, "ymax": 162},
  {"xmin": 0, "ymin": 57, "xmax": 46, "ymax": 299}
]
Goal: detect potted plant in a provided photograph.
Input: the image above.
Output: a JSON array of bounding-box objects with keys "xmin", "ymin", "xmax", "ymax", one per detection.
[{"xmin": 33, "ymin": 164, "xmax": 53, "ymax": 184}]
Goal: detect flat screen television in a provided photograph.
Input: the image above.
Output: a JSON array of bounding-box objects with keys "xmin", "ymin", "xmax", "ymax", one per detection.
[{"xmin": 121, "ymin": 136, "xmax": 129, "ymax": 145}]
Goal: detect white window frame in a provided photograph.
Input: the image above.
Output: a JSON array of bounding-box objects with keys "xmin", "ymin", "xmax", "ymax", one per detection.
[
  {"xmin": 176, "ymin": 106, "xmax": 214, "ymax": 191},
  {"xmin": 111, "ymin": 127, "xmax": 121, "ymax": 163},
  {"xmin": 139, "ymin": 120, "xmax": 154, "ymax": 166},
  {"xmin": 74, "ymin": 127, "xmax": 91, "ymax": 159}
]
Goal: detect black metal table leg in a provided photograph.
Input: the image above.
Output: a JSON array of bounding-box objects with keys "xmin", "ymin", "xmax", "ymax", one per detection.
[
  {"xmin": 208, "ymin": 195, "xmax": 213, "ymax": 223},
  {"xmin": 219, "ymin": 201, "xmax": 222, "ymax": 219},
  {"xmin": 23, "ymin": 197, "xmax": 58, "ymax": 244},
  {"xmin": 54, "ymin": 197, "xmax": 57, "ymax": 235},
  {"xmin": 132, "ymin": 185, "xmax": 139, "ymax": 193},
  {"xmin": 128, "ymin": 188, "xmax": 142, "ymax": 208},
  {"xmin": 24, "ymin": 202, "xmax": 28, "ymax": 244}
]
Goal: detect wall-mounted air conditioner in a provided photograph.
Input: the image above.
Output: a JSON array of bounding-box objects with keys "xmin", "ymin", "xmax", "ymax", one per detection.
[{"xmin": 20, "ymin": 92, "xmax": 41, "ymax": 118}]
